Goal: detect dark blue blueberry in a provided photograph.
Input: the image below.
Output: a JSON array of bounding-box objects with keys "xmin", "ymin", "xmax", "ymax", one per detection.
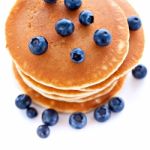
[
  {"xmin": 69, "ymin": 112, "xmax": 87, "ymax": 129},
  {"xmin": 109, "ymin": 97, "xmax": 125, "ymax": 113},
  {"xmin": 37, "ymin": 125, "xmax": 50, "ymax": 138},
  {"xmin": 55, "ymin": 19, "xmax": 75, "ymax": 36},
  {"xmin": 79, "ymin": 10, "xmax": 94, "ymax": 25},
  {"xmin": 15, "ymin": 94, "xmax": 32, "ymax": 109},
  {"xmin": 70, "ymin": 48, "xmax": 85, "ymax": 63},
  {"xmin": 29, "ymin": 36, "xmax": 48, "ymax": 55},
  {"xmin": 128, "ymin": 16, "xmax": 142, "ymax": 31},
  {"xmin": 26, "ymin": 107, "xmax": 38, "ymax": 118},
  {"xmin": 44, "ymin": 0, "xmax": 57, "ymax": 3},
  {"xmin": 132, "ymin": 65, "xmax": 147, "ymax": 79},
  {"xmin": 94, "ymin": 29, "xmax": 112, "ymax": 47},
  {"xmin": 42, "ymin": 109, "xmax": 59, "ymax": 126},
  {"xmin": 94, "ymin": 105, "xmax": 111, "ymax": 122},
  {"xmin": 64, "ymin": 0, "xmax": 82, "ymax": 10}
]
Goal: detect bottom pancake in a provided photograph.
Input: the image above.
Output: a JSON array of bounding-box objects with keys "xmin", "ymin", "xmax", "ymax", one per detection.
[{"xmin": 13, "ymin": 66, "xmax": 126, "ymax": 113}]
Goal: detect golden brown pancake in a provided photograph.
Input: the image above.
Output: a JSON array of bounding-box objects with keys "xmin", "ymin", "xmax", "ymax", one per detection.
[
  {"xmin": 6, "ymin": 0, "xmax": 129, "ymax": 90},
  {"xmin": 17, "ymin": 66, "xmax": 117, "ymax": 99},
  {"xmin": 14, "ymin": 0, "xmax": 144, "ymax": 98},
  {"xmin": 80, "ymin": 0, "xmax": 144, "ymax": 91},
  {"xmin": 13, "ymin": 65, "xmax": 126, "ymax": 113},
  {"xmin": 15, "ymin": 65, "xmax": 117, "ymax": 102}
]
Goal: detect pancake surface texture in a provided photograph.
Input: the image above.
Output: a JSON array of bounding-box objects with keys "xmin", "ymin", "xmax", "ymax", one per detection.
[{"xmin": 6, "ymin": 0, "xmax": 129, "ymax": 89}]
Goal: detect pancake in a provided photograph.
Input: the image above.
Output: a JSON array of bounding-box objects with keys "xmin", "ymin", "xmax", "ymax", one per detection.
[
  {"xmin": 15, "ymin": 64, "xmax": 117, "ymax": 102},
  {"xmin": 13, "ymin": 65, "xmax": 126, "ymax": 113},
  {"xmin": 6, "ymin": 0, "xmax": 129, "ymax": 90},
  {"xmin": 13, "ymin": 0, "xmax": 144, "ymax": 97},
  {"xmin": 80, "ymin": 0, "xmax": 144, "ymax": 91},
  {"xmin": 17, "ymin": 66, "xmax": 117, "ymax": 98}
]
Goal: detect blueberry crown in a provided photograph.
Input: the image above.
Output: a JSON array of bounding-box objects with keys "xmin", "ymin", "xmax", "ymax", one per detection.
[{"xmin": 28, "ymin": 0, "xmax": 143, "ymax": 63}]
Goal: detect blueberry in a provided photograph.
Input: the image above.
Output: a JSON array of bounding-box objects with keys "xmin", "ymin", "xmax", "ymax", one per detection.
[
  {"xmin": 69, "ymin": 112, "xmax": 87, "ymax": 129},
  {"xmin": 29, "ymin": 36, "xmax": 48, "ymax": 55},
  {"xmin": 70, "ymin": 48, "xmax": 85, "ymax": 63},
  {"xmin": 44, "ymin": 0, "xmax": 56, "ymax": 3},
  {"xmin": 15, "ymin": 94, "xmax": 32, "ymax": 109},
  {"xmin": 37, "ymin": 125, "xmax": 50, "ymax": 138},
  {"xmin": 109, "ymin": 97, "xmax": 125, "ymax": 113},
  {"xmin": 79, "ymin": 10, "xmax": 94, "ymax": 25},
  {"xmin": 55, "ymin": 19, "xmax": 75, "ymax": 36},
  {"xmin": 26, "ymin": 107, "xmax": 38, "ymax": 118},
  {"xmin": 42, "ymin": 109, "xmax": 59, "ymax": 126},
  {"xmin": 94, "ymin": 29, "xmax": 112, "ymax": 47},
  {"xmin": 64, "ymin": 0, "xmax": 82, "ymax": 10},
  {"xmin": 128, "ymin": 16, "xmax": 142, "ymax": 31},
  {"xmin": 94, "ymin": 105, "xmax": 111, "ymax": 122},
  {"xmin": 132, "ymin": 65, "xmax": 147, "ymax": 79}
]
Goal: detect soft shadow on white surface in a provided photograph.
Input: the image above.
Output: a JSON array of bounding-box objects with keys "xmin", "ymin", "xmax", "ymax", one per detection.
[{"xmin": 0, "ymin": 0, "xmax": 150, "ymax": 150}]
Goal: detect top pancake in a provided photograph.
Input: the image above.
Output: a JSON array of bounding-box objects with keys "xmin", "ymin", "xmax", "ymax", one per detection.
[
  {"xmin": 6, "ymin": 0, "xmax": 129, "ymax": 89},
  {"xmin": 80, "ymin": 0, "xmax": 145, "ymax": 91}
]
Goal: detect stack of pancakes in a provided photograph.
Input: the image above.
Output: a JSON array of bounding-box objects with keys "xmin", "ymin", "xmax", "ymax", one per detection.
[{"xmin": 6, "ymin": 0, "xmax": 144, "ymax": 113}]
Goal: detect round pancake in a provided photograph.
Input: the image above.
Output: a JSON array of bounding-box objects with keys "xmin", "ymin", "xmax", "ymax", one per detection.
[
  {"xmin": 6, "ymin": 0, "xmax": 129, "ymax": 90},
  {"xmin": 13, "ymin": 65, "xmax": 126, "ymax": 113},
  {"xmin": 80, "ymin": 0, "xmax": 145, "ymax": 91},
  {"xmin": 13, "ymin": 0, "xmax": 144, "ymax": 96},
  {"xmin": 17, "ymin": 66, "xmax": 117, "ymax": 98}
]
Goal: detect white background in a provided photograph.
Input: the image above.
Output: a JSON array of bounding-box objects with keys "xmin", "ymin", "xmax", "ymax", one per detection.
[{"xmin": 0, "ymin": 0, "xmax": 150, "ymax": 150}]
